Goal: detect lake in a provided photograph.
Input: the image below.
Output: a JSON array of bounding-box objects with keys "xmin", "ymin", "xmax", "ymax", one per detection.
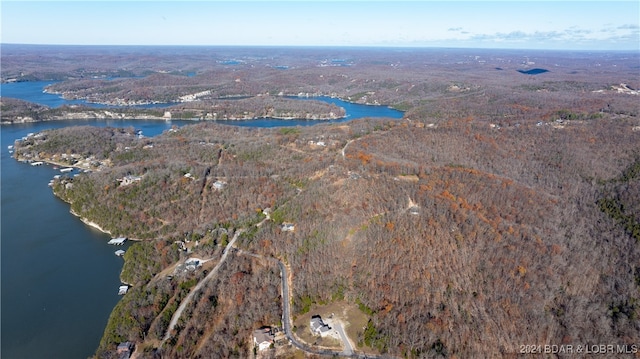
[
  {"xmin": 1, "ymin": 80, "xmax": 404, "ymax": 123},
  {"xmin": 0, "ymin": 81, "xmax": 402, "ymax": 358},
  {"xmin": 1, "ymin": 121, "xmax": 133, "ymax": 359}
]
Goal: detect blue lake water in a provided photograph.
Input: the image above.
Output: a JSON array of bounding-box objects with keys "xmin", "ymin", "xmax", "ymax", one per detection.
[
  {"xmin": 0, "ymin": 81, "xmax": 173, "ymax": 109},
  {"xmin": 1, "ymin": 122, "xmax": 129, "ymax": 359},
  {"xmin": 0, "ymin": 81, "xmax": 403, "ymax": 123},
  {"xmin": 0, "ymin": 81, "xmax": 403, "ymax": 121},
  {"xmin": 0, "ymin": 81, "xmax": 402, "ymax": 358}
]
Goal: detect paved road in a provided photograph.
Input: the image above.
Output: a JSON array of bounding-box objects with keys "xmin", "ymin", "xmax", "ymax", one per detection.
[
  {"xmin": 161, "ymin": 221, "xmax": 392, "ymax": 358},
  {"xmin": 275, "ymin": 259, "xmax": 391, "ymax": 358}
]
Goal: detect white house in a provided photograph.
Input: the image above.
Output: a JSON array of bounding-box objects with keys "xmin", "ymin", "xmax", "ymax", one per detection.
[
  {"xmin": 253, "ymin": 327, "xmax": 274, "ymax": 351},
  {"xmin": 310, "ymin": 315, "xmax": 331, "ymax": 337},
  {"xmin": 119, "ymin": 175, "xmax": 142, "ymax": 186},
  {"xmin": 212, "ymin": 180, "xmax": 227, "ymax": 190}
]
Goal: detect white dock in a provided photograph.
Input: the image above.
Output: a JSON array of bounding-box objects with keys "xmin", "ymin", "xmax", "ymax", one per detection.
[
  {"xmin": 115, "ymin": 250, "xmax": 126, "ymax": 256},
  {"xmin": 118, "ymin": 285, "xmax": 129, "ymax": 295},
  {"xmin": 108, "ymin": 237, "xmax": 127, "ymax": 245}
]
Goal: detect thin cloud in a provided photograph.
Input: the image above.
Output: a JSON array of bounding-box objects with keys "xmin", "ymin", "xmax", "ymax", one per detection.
[
  {"xmin": 618, "ymin": 24, "xmax": 640, "ymax": 30},
  {"xmin": 466, "ymin": 26, "xmax": 636, "ymax": 46}
]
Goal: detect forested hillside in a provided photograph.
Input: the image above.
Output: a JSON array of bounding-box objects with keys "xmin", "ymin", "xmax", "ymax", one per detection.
[
  {"xmin": 14, "ymin": 113, "xmax": 640, "ymax": 357},
  {"xmin": 8, "ymin": 46, "xmax": 640, "ymax": 358}
]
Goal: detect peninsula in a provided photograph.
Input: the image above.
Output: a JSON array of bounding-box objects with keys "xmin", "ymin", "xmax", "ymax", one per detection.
[{"xmin": 6, "ymin": 45, "xmax": 640, "ymax": 358}]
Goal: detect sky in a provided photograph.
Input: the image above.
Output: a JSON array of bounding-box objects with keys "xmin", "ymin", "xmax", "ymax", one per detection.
[{"xmin": 1, "ymin": 1, "xmax": 639, "ymax": 50}]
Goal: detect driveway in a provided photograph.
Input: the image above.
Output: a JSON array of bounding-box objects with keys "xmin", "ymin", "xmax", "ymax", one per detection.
[{"xmin": 332, "ymin": 320, "xmax": 354, "ymax": 356}]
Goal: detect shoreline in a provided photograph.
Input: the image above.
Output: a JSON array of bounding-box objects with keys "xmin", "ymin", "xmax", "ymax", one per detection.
[
  {"xmin": 14, "ymin": 154, "xmax": 95, "ymax": 173},
  {"xmin": 2, "ymin": 112, "xmax": 347, "ymax": 125},
  {"xmin": 70, "ymin": 210, "xmax": 135, "ymax": 288},
  {"xmin": 1, "ymin": 93, "xmax": 402, "ymax": 125},
  {"xmin": 69, "ymin": 209, "xmax": 112, "ymax": 236},
  {"xmin": 69, "ymin": 208, "xmax": 142, "ymax": 242}
]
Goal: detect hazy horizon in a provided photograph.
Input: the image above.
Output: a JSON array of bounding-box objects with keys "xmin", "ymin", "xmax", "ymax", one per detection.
[
  {"xmin": 1, "ymin": 1, "xmax": 638, "ymax": 51},
  {"xmin": 2, "ymin": 43, "xmax": 639, "ymax": 53}
]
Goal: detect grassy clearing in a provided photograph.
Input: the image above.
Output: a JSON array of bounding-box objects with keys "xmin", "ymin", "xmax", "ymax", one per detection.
[{"xmin": 292, "ymin": 300, "xmax": 373, "ymax": 351}]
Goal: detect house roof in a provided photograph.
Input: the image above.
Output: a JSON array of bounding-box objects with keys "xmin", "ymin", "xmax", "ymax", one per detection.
[
  {"xmin": 310, "ymin": 315, "xmax": 330, "ymax": 333},
  {"xmin": 253, "ymin": 328, "xmax": 274, "ymax": 344},
  {"xmin": 117, "ymin": 342, "xmax": 132, "ymax": 350}
]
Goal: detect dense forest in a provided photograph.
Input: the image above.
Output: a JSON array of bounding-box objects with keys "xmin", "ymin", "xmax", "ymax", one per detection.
[{"xmin": 7, "ymin": 46, "xmax": 640, "ymax": 358}]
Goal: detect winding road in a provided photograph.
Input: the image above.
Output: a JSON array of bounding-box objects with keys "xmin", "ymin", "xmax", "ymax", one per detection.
[
  {"xmin": 162, "ymin": 229, "xmax": 243, "ymax": 343},
  {"xmin": 247, "ymin": 252, "xmax": 387, "ymax": 358},
  {"xmin": 161, "ymin": 218, "xmax": 391, "ymax": 358}
]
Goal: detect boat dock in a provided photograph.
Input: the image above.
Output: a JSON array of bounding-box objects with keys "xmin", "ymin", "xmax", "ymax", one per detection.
[
  {"xmin": 115, "ymin": 250, "xmax": 126, "ymax": 256},
  {"xmin": 108, "ymin": 237, "xmax": 127, "ymax": 245},
  {"xmin": 118, "ymin": 285, "xmax": 129, "ymax": 295}
]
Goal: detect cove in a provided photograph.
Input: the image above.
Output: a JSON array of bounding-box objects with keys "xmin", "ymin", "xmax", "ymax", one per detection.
[
  {"xmin": 0, "ymin": 82, "xmax": 402, "ymax": 358},
  {"xmin": 0, "ymin": 81, "xmax": 404, "ymax": 124}
]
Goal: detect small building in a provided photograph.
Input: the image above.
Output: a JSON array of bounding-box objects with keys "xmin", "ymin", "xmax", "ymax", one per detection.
[
  {"xmin": 185, "ymin": 258, "xmax": 202, "ymax": 271},
  {"xmin": 117, "ymin": 341, "xmax": 133, "ymax": 359},
  {"xmin": 253, "ymin": 327, "xmax": 274, "ymax": 351},
  {"xmin": 310, "ymin": 315, "xmax": 331, "ymax": 337},
  {"xmin": 281, "ymin": 223, "xmax": 295, "ymax": 232},
  {"xmin": 175, "ymin": 240, "xmax": 187, "ymax": 251},
  {"xmin": 212, "ymin": 180, "xmax": 227, "ymax": 190},
  {"xmin": 119, "ymin": 175, "xmax": 142, "ymax": 186}
]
